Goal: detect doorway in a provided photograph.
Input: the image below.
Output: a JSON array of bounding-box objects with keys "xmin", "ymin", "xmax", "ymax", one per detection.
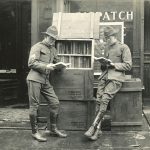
[{"xmin": 0, "ymin": 0, "xmax": 31, "ymax": 123}]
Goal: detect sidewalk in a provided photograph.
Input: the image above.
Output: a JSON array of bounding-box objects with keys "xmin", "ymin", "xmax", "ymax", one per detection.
[
  {"xmin": 0, "ymin": 104, "xmax": 150, "ymax": 149},
  {"xmin": 0, "ymin": 115, "xmax": 150, "ymax": 150},
  {"xmin": 0, "ymin": 129, "xmax": 150, "ymax": 150}
]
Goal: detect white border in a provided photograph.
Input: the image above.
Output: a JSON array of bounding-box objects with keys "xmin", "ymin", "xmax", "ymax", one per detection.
[{"xmin": 99, "ymin": 22, "xmax": 124, "ymax": 43}]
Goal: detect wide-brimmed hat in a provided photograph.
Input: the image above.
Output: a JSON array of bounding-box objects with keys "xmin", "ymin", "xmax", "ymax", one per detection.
[
  {"xmin": 42, "ymin": 25, "xmax": 58, "ymax": 39},
  {"xmin": 104, "ymin": 26, "xmax": 118, "ymax": 38}
]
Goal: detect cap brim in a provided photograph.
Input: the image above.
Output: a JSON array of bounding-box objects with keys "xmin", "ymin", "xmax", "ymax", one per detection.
[{"xmin": 105, "ymin": 30, "xmax": 118, "ymax": 38}]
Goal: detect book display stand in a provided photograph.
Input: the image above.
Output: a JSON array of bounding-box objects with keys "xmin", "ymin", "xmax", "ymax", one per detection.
[
  {"xmin": 56, "ymin": 39, "xmax": 94, "ymax": 69},
  {"xmin": 38, "ymin": 12, "xmax": 101, "ymax": 130}
]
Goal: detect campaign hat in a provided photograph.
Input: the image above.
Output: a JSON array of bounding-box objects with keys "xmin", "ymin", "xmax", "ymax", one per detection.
[
  {"xmin": 104, "ymin": 26, "xmax": 118, "ymax": 38},
  {"xmin": 42, "ymin": 25, "xmax": 58, "ymax": 39}
]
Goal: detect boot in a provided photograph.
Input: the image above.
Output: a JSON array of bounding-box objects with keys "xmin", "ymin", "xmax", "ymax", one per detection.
[
  {"xmin": 32, "ymin": 132, "xmax": 47, "ymax": 142},
  {"xmin": 84, "ymin": 111, "xmax": 104, "ymax": 139},
  {"xmin": 90, "ymin": 118, "xmax": 102, "ymax": 141},
  {"xmin": 90, "ymin": 128, "xmax": 100, "ymax": 141},
  {"xmin": 84, "ymin": 125, "xmax": 95, "ymax": 138},
  {"xmin": 51, "ymin": 124, "xmax": 67, "ymax": 138},
  {"xmin": 50, "ymin": 113, "xmax": 67, "ymax": 138},
  {"xmin": 30, "ymin": 115, "xmax": 47, "ymax": 142}
]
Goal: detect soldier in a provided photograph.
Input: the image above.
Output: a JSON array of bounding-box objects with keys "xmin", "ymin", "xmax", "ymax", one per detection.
[
  {"xmin": 84, "ymin": 26, "xmax": 132, "ymax": 140},
  {"xmin": 27, "ymin": 26, "xmax": 67, "ymax": 142}
]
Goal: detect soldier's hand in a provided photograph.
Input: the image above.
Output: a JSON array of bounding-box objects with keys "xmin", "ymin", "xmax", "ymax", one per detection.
[
  {"xmin": 108, "ymin": 62, "xmax": 115, "ymax": 69},
  {"xmin": 110, "ymin": 62, "xmax": 115, "ymax": 67},
  {"xmin": 46, "ymin": 63, "xmax": 55, "ymax": 70}
]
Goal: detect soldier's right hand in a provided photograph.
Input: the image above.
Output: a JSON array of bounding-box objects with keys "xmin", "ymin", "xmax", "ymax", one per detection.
[{"xmin": 46, "ymin": 63, "xmax": 55, "ymax": 70}]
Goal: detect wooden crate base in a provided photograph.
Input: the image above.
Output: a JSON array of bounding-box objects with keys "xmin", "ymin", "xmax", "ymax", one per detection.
[
  {"xmin": 38, "ymin": 100, "xmax": 95, "ymax": 130},
  {"xmin": 110, "ymin": 78, "xmax": 143, "ymax": 131}
]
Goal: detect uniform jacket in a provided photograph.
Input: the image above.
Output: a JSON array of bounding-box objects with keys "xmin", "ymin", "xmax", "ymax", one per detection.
[
  {"xmin": 26, "ymin": 41, "xmax": 59, "ymax": 84},
  {"xmin": 105, "ymin": 41, "xmax": 132, "ymax": 82}
]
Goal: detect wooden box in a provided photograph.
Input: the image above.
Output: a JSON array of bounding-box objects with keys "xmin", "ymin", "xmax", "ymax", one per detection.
[
  {"xmin": 38, "ymin": 100, "xmax": 95, "ymax": 130},
  {"xmin": 48, "ymin": 70, "xmax": 93, "ymax": 101},
  {"xmin": 110, "ymin": 78, "xmax": 143, "ymax": 131},
  {"xmin": 52, "ymin": 12, "xmax": 100, "ymax": 39}
]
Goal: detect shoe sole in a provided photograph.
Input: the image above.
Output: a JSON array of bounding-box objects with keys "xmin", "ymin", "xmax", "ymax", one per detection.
[
  {"xmin": 49, "ymin": 132, "xmax": 67, "ymax": 138},
  {"xmin": 32, "ymin": 136, "xmax": 47, "ymax": 142}
]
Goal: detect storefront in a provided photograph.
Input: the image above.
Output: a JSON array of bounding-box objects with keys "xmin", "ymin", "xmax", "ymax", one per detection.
[
  {"xmin": 1, "ymin": 0, "xmax": 150, "ymax": 108},
  {"xmin": 32, "ymin": 0, "xmax": 144, "ymax": 91}
]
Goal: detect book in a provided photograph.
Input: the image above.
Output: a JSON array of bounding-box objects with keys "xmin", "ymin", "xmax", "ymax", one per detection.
[
  {"xmin": 94, "ymin": 56, "xmax": 112, "ymax": 64},
  {"xmin": 54, "ymin": 62, "xmax": 71, "ymax": 69}
]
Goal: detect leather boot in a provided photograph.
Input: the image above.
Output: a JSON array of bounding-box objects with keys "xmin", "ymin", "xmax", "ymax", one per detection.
[
  {"xmin": 90, "ymin": 122, "xmax": 102, "ymax": 141},
  {"xmin": 30, "ymin": 115, "xmax": 47, "ymax": 142},
  {"xmin": 51, "ymin": 124, "xmax": 67, "ymax": 138},
  {"xmin": 84, "ymin": 125, "xmax": 95, "ymax": 137},
  {"xmin": 50, "ymin": 113, "xmax": 67, "ymax": 138},
  {"xmin": 84, "ymin": 111, "xmax": 104, "ymax": 139},
  {"xmin": 32, "ymin": 132, "xmax": 47, "ymax": 142}
]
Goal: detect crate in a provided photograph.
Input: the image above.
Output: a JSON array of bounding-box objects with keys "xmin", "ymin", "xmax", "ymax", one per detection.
[
  {"xmin": 48, "ymin": 70, "xmax": 93, "ymax": 101},
  {"xmin": 38, "ymin": 100, "xmax": 95, "ymax": 130},
  {"xmin": 52, "ymin": 12, "xmax": 100, "ymax": 39},
  {"xmin": 110, "ymin": 78, "xmax": 143, "ymax": 131}
]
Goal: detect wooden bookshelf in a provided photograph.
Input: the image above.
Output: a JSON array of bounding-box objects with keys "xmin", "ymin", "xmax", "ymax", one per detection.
[{"xmin": 56, "ymin": 39, "xmax": 94, "ymax": 69}]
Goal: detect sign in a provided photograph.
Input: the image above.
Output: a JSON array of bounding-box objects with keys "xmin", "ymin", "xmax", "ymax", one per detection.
[{"xmin": 100, "ymin": 11, "xmax": 133, "ymax": 21}]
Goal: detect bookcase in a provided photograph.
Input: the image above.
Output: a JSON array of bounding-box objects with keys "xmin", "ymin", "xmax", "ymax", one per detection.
[{"xmin": 56, "ymin": 39, "xmax": 94, "ymax": 69}]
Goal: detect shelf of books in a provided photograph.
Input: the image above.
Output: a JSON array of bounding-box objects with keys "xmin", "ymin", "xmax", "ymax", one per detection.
[{"xmin": 56, "ymin": 39, "xmax": 94, "ymax": 69}]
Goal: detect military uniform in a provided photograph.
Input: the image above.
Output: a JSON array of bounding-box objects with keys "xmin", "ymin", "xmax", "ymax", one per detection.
[
  {"xmin": 27, "ymin": 41, "xmax": 60, "ymax": 117},
  {"xmin": 96, "ymin": 41, "xmax": 132, "ymax": 113},
  {"xmin": 27, "ymin": 26, "xmax": 67, "ymax": 142},
  {"xmin": 85, "ymin": 26, "xmax": 132, "ymax": 140}
]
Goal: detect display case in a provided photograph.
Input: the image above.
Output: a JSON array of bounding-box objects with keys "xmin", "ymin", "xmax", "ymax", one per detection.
[{"xmin": 56, "ymin": 39, "xmax": 94, "ymax": 69}]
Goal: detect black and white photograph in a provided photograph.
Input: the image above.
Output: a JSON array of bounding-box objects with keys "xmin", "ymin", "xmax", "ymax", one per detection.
[{"xmin": 0, "ymin": 0, "xmax": 149, "ymax": 149}]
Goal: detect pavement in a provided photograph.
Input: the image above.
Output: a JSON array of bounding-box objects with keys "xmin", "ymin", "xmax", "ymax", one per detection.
[
  {"xmin": 0, "ymin": 115, "xmax": 150, "ymax": 150},
  {"xmin": 0, "ymin": 129, "xmax": 150, "ymax": 150},
  {"xmin": 0, "ymin": 102, "xmax": 150, "ymax": 150}
]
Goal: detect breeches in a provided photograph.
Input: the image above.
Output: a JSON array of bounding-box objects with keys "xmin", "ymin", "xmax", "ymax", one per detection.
[
  {"xmin": 27, "ymin": 80, "xmax": 59, "ymax": 116},
  {"xmin": 96, "ymin": 75, "xmax": 122, "ymax": 113}
]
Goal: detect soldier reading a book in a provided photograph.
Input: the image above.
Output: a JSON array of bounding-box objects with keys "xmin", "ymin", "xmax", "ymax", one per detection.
[
  {"xmin": 27, "ymin": 26, "xmax": 68, "ymax": 142},
  {"xmin": 84, "ymin": 26, "xmax": 132, "ymax": 140}
]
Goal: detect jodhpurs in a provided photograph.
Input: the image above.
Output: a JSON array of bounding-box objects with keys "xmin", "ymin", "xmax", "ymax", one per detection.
[
  {"xmin": 96, "ymin": 74, "xmax": 122, "ymax": 113},
  {"xmin": 27, "ymin": 80, "xmax": 60, "ymax": 117}
]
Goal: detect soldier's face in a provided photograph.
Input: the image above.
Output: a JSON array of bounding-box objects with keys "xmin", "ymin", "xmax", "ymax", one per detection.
[
  {"xmin": 105, "ymin": 35, "xmax": 117, "ymax": 45},
  {"xmin": 45, "ymin": 36, "xmax": 56, "ymax": 45}
]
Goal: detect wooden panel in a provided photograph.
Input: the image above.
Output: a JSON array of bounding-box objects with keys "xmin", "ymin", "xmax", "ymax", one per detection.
[
  {"xmin": 0, "ymin": 79, "xmax": 19, "ymax": 102},
  {"xmin": 38, "ymin": 100, "xmax": 95, "ymax": 130},
  {"xmin": 143, "ymin": 63, "xmax": 150, "ymax": 98},
  {"xmin": 48, "ymin": 70, "xmax": 93, "ymax": 101},
  {"xmin": 110, "ymin": 78, "xmax": 142, "ymax": 131},
  {"xmin": 52, "ymin": 12, "xmax": 100, "ymax": 39}
]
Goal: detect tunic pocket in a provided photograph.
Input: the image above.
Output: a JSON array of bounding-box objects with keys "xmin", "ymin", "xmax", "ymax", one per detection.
[{"xmin": 40, "ymin": 49, "xmax": 50, "ymax": 63}]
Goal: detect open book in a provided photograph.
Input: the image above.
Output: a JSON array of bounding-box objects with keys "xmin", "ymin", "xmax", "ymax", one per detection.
[
  {"xmin": 53, "ymin": 62, "xmax": 71, "ymax": 69},
  {"xmin": 94, "ymin": 56, "xmax": 112, "ymax": 64}
]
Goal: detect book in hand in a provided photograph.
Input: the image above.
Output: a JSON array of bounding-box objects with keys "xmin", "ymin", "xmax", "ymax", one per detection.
[
  {"xmin": 53, "ymin": 62, "xmax": 71, "ymax": 69},
  {"xmin": 94, "ymin": 56, "xmax": 112, "ymax": 64}
]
